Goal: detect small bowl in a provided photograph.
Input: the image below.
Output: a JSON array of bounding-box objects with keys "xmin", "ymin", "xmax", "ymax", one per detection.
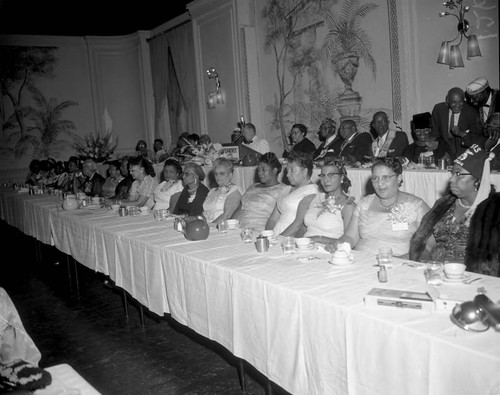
[
  {"xmin": 226, "ymin": 219, "xmax": 239, "ymax": 229},
  {"xmin": 295, "ymin": 237, "xmax": 311, "ymax": 249},
  {"xmin": 444, "ymin": 263, "xmax": 466, "ymax": 279}
]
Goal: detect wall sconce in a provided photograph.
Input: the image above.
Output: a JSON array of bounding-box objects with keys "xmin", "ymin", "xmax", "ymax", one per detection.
[
  {"xmin": 451, "ymin": 293, "xmax": 500, "ymax": 332},
  {"xmin": 206, "ymin": 67, "xmax": 223, "ymax": 109},
  {"xmin": 437, "ymin": 0, "xmax": 481, "ymax": 68}
]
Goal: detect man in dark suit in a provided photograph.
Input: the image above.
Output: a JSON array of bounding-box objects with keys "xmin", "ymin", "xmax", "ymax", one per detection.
[
  {"xmin": 336, "ymin": 119, "xmax": 372, "ymax": 163},
  {"xmin": 370, "ymin": 111, "xmax": 408, "ymax": 158},
  {"xmin": 313, "ymin": 118, "xmax": 342, "ymax": 162},
  {"xmin": 283, "ymin": 123, "xmax": 316, "ymax": 159},
  {"xmin": 431, "ymin": 87, "xmax": 482, "ymax": 160},
  {"xmin": 466, "ymin": 77, "xmax": 500, "ymax": 129}
]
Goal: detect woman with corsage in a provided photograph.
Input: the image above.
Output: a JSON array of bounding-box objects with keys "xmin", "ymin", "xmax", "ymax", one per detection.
[
  {"xmin": 410, "ymin": 145, "xmax": 498, "ymax": 274},
  {"xmin": 172, "ymin": 162, "xmax": 209, "ymax": 217},
  {"xmin": 152, "ymin": 159, "xmax": 184, "ymax": 210},
  {"xmin": 302, "ymin": 159, "xmax": 356, "ymax": 244},
  {"xmin": 233, "ymin": 153, "xmax": 290, "ymax": 231},
  {"xmin": 326, "ymin": 157, "xmax": 429, "ymax": 257},
  {"xmin": 203, "ymin": 157, "xmax": 243, "ymax": 225}
]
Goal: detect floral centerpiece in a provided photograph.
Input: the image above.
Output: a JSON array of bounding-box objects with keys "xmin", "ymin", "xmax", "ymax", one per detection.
[
  {"xmin": 74, "ymin": 131, "xmax": 118, "ymax": 163},
  {"xmin": 190, "ymin": 142, "xmax": 228, "ymax": 164}
]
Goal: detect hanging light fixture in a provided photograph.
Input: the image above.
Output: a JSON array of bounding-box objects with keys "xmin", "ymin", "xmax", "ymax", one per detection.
[
  {"xmin": 206, "ymin": 67, "xmax": 224, "ymax": 109},
  {"xmin": 437, "ymin": 0, "xmax": 481, "ymax": 69}
]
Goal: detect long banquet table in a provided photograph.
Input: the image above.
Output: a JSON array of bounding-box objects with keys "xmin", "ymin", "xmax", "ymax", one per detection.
[{"xmin": 1, "ymin": 189, "xmax": 500, "ymax": 395}]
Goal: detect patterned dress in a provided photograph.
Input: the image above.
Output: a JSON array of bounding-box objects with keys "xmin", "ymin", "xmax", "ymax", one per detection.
[{"xmin": 431, "ymin": 207, "xmax": 469, "ymax": 263}]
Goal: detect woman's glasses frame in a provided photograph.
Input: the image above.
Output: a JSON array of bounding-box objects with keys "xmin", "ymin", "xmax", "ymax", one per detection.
[{"xmin": 369, "ymin": 174, "xmax": 397, "ymax": 183}]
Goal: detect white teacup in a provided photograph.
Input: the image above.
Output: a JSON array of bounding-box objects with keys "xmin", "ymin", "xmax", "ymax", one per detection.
[
  {"xmin": 111, "ymin": 204, "xmax": 120, "ymax": 213},
  {"xmin": 295, "ymin": 237, "xmax": 311, "ymax": 249},
  {"xmin": 261, "ymin": 230, "xmax": 274, "ymax": 238},
  {"xmin": 444, "ymin": 262, "xmax": 466, "ymax": 279},
  {"xmin": 92, "ymin": 197, "xmax": 101, "ymax": 205},
  {"xmin": 139, "ymin": 206, "xmax": 149, "ymax": 215},
  {"xmin": 226, "ymin": 219, "xmax": 239, "ymax": 229}
]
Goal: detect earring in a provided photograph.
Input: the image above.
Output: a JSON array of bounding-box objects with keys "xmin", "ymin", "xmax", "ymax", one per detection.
[{"xmin": 474, "ymin": 180, "xmax": 480, "ymax": 191}]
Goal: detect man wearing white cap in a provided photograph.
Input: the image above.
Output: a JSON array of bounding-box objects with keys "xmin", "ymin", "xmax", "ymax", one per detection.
[{"xmin": 466, "ymin": 77, "xmax": 499, "ymax": 127}]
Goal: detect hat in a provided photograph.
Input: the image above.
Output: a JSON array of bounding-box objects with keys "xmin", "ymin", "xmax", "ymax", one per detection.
[
  {"xmin": 466, "ymin": 77, "xmax": 489, "ymax": 95},
  {"xmin": 412, "ymin": 112, "xmax": 432, "ymax": 129},
  {"xmin": 454, "ymin": 144, "xmax": 489, "ymax": 179}
]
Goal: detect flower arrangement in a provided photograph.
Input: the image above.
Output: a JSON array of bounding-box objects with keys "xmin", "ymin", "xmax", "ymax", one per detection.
[
  {"xmin": 191, "ymin": 142, "xmax": 225, "ymax": 162},
  {"xmin": 74, "ymin": 131, "xmax": 118, "ymax": 163},
  {"xmin": 388, "ymin": 202, "xmax": 418, "ymax": 224}
]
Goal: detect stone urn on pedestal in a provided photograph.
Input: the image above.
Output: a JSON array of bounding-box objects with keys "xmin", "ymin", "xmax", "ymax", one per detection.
[{"xmin": 333, "ymin": 52, "xmax": 362, "ymax": 124}]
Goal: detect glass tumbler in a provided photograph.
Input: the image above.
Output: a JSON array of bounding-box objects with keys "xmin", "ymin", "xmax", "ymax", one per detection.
[
  {"xmin": 241, "ymin": 228, "xmax": 253, "ymax": 243},
  {"xmin": 282, "ymin": 236, "xmax": 295, "ymax": 254}
]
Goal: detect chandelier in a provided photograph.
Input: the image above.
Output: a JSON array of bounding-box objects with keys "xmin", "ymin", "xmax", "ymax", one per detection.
[{"xmin": 436, "ymin": 0, "xmax": 481, "ymax": 68}]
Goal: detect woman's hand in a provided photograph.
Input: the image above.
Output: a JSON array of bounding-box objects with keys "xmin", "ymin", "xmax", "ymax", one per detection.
[{"xmin": 324, "ymin": 240, "xmax": 340, "ymax": 253}]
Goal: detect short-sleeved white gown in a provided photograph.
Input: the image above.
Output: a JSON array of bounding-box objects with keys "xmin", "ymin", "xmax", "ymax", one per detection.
[{"xmin": 273, "ymin": 183, "xmax": 318, "ymax": 235}]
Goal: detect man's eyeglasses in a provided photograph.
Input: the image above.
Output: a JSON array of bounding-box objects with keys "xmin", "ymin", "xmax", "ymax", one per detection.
[
  {"xmin": 448, "ymin": 171, "xmax": 472, "ymax": 178},
  {"xmin": 370, "ymin": 174, "xmax": 397, "ymax": 183},
  {"xmin": 318, "ymin": 172, "xmax": 341, "ymax": 179}
]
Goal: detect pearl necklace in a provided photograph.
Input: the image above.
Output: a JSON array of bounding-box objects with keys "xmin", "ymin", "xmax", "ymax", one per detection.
[{"xmin": 457, "ymin": 199, "xmax": 472, "ymax": 209}]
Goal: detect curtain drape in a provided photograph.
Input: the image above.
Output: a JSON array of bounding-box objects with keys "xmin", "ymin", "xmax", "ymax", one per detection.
[
  {"xmin": 148, "ymin": 34, "xmax": 171, "ymax": 147},
  {"xmin": 166, "ymin": 22, "xmax": 201, "ymax": 135}
]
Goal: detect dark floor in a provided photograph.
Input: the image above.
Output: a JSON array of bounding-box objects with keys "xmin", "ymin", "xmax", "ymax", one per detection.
[{"xmin": 1, "ymin": 221, "xmax": 290, "ymax": 395}]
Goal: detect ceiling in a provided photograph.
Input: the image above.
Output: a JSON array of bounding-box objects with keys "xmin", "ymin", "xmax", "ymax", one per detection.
[{"xmin": 0, "ymin": 0, "xmax": 191, "ymax": 37}]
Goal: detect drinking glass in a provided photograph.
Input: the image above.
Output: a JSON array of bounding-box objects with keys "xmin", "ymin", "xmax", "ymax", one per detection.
[
  {"xmin": 218, "ymin": 220, "xmax": 228, "ymax": 234},
  {"xmin": 377, "ymin": 247, "xmax": 392, "ymax": 266},
  {"xmin": 282, "ymin": 236, "xmax": 295, "ymax": 254},
  {"xmin": 241, "ymin": 228, "xmax": 253, "ymax": 243}
]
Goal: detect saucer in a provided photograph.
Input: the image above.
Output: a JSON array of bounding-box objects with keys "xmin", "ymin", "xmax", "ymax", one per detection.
[
  {"xmin": 140, "ymin": 211, "xmax": 149, "ymax": 215},
  {"xmin": 443, "ymin": 274, "xmax": 471, "ymax": 284},
  {"xmin": 296, "ymin": 244, "xmax": 314, "ymax": 251}
]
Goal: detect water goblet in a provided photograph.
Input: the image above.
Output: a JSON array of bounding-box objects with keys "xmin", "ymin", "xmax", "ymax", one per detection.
[{"xmin": 282, "ymin": 236, "xmax": 295, "ymax": 254}]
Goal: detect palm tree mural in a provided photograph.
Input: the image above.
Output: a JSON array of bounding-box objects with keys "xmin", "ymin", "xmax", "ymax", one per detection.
[{"xmin": 321, "ymin": 0, "xmax": 378, "ymax": 122}]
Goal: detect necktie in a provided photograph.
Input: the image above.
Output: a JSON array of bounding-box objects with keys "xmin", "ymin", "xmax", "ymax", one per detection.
[{"xmin": 449, "ymin": 113, "xmax": 454, "ymax": 139}]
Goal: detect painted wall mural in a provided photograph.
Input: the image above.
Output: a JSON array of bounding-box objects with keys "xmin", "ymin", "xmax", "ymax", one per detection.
[
  {"xmin": 0, "ymin": 46, "xmax": 80, "ymax": 166},
  {"xmin": 261, "ymin": 0, "xmax": 380, "ymax": 146}
]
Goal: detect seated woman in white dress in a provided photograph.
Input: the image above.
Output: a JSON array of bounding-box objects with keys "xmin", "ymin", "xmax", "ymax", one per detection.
[
  {"xmin": 152, "ymin": 158, "xmax": 183, "ymax": 210},
  {"xmin": 233, "ymin": 153, "xmax": 290, "ymax": 231},
  {"xmin": 120, "ymin": 156, "xmax": 158, "ymax": 209},
  {"xmin": 266, "ymin": 151, "xmax": 318, "ymax": 236},
  {"xmin": 326, "ymin": 157, "xmax": 430, "ymax": 257},
  {"xmin": 203, "ymin": 157, "xmax": 243, "ymax": 225},
  {"xmin": 303, "ymin": 159, "xmax": 356, "ymax": 245}
]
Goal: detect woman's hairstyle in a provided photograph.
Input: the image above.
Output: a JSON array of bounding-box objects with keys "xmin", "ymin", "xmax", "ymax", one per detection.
[
  {"xmin": 183, "ymin": 162, "xmax": 205, "ymax": 181},
  {"xmin": 213, "ymin": 157, "xmax": 234, "ymax": 173},
  {"xmin": 188, "ymin": 133, "xmax": 200, "ymax": 144},
  {"xmin": 163, "ymin": 158, "xmax": 183, "ymax": 181},
  {"xmin": 371, "ymin": 157, "xmax": 403, "ymax": 175},
  {"xmin": 199, "ymin": 134, "xmax": 211, "ymax": 145},
  {"xmin": 322, "ymin": 158, "xmax": 351, "ymax": 193},
  {"xmin": 287, "ymin": 151, "xmax": 313, "ymax": 177},
  {"xmin": 292, "ymin": 123, "xmax": 308, "ymax": 137},
  {"xmin": 135, "ymin": 139, "xmax": 148, "ymax": 151},
  {"xmin": 128, "ymin": 155, "xmax": 156, "ymax": 177},
  {"xmin": 259, "ymin": 152, "xmax": 282, "ymax": 174},
  {"xmin": 107, "ymin": 160, "xmax": 121, "ymax": 171}
]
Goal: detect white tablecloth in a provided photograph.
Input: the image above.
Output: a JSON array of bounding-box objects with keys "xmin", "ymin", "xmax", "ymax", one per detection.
[{"xmin": 2, "ymin": 191, "xmax": 500, "ymax": 395}]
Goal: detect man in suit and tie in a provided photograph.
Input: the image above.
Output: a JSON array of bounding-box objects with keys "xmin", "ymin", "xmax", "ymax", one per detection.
[
  {"xmin": 337, "ymin": 119, "xmax": 373, "ymax": 163},
  {"xmin": 431, "ymin": 87, "xmax": 482, "ymax": 160},
  {"xmin": 466, "ymin": 77, "xmax": 500, "ymax": 128},
  {"xmin": 313, "ymin": 118, "xmax": 343, "ymax": 163},
  {"xmin": 370, "ymin": 111, "xmax": 408, "ymax": 158}
]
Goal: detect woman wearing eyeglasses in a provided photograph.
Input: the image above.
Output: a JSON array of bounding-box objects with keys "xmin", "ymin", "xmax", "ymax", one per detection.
[
  {"xmin": 410, "ymin": 144, "xmax": 496, "ymax": 267},
  {"xmin": 327, "ymin": 157, "xmax": 429, "ymax": 257},
  {"xmin": 302, "ymin": 159, "xmax": 356, "ymax": 244}
]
